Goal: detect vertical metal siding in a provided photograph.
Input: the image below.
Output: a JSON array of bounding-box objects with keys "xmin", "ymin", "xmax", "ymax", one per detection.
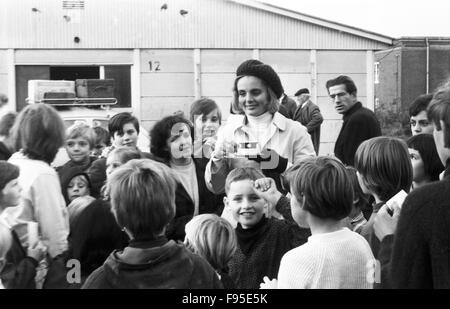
[{"xmin": 2, "ymin": 0, "xmax": 390, "ymax": 50}]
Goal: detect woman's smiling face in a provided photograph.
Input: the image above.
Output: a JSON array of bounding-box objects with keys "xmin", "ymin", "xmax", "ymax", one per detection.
[
  {"xmin": 237, "ymin": 76, "xmax": 270, "ymax": 117},
  {"xmin": 166, "ymin": 123, "xmax": 193, "ymax": 160}
]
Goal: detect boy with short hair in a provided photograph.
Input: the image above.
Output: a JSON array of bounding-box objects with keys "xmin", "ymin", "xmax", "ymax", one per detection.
[
  {"xmin": 263, "ymin": 156, "xmax": 375, "ymax": 289},
  {"xmin": 88, "ymin": 113, "xmax": 152, "ymax": 198},
  {"xmin": 409, "ymin": 94, "xmax": 434, "ymax": 135},
  {"xmin": 354, "ymin": 136, "xmax": 413, "ymax": 258},
  {"xmin": 56, "ymin": 122, "xmax": 97, "ymax": 184},
  {"xmin": 82, "ymin": 159, "xmax": 222, "ymax": 289},
  {"xmin": 225, "ymin": 167, "xmax": 310, "ymax": 289}
]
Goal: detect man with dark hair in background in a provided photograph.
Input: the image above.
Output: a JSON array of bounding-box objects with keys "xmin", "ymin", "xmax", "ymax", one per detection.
[
  {"xmin": 408, "ymin": 93, "xmax": 434, "ymax": 136},
  {"xmin": 326, "ymin": 75, "xmax": 381, "ymax": 166}
]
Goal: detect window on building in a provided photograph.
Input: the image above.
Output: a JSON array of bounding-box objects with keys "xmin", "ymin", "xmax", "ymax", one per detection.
[
  {"xmin": 15, "ymin": 65, "xmax": 131, "ymax": 111},
  {"xmin": 374, "ymin": 62, "xmax": 380, "ymax": 84}
]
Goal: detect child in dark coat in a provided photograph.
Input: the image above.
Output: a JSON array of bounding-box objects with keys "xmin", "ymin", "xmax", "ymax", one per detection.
[
  {"xmin": 82, "ymin": 159, "xmax": 223, "ymax": 289},
  {"xmin": 224, "ymin": 167, "xmax": 310, "ymax": 289}
]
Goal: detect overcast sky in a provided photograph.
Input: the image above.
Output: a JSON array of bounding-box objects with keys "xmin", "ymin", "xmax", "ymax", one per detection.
[{"xmin": 262, "ymin": 0, "xmax": 450, "ymax": 38}]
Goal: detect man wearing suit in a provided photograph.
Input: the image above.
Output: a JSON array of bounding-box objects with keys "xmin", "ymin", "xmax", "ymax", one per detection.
[
  {"xmin": 293, "ymin": 88, "xmax": 323, "ymax": 154},
  {"xmin": 279, "ymin": 93, "xmax": 297, "ymax": 119}
]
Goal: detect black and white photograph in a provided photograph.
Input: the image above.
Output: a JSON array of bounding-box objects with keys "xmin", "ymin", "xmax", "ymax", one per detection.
[{"xmin": 0, "ymin": 0, "xmax": 450, "ymax": 294}]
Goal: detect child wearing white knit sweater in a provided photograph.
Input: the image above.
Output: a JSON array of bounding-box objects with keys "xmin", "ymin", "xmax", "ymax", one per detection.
[{"xmin": 261, "ymin": 156, "xmax": 375, "ymax": 289}]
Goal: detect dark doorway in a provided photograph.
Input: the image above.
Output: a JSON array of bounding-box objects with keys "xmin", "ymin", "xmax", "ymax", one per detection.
[
  {"xmin": 15, "ymin": 65, "xmax": 50, "ymax": 111},
  {"xmin": 50, "ymin": 66, "xmax": 99, "ymax": 80}
]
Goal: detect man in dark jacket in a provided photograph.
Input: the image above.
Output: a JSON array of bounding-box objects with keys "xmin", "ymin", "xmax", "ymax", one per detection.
[
  {"xmin": 326, "ymin": 76, "xmax": 381, "ymax": 166},
  {"xmin": 279, "ymin": 93, "xmax": 297, "ymax": 119},
  {"xmin": 293, "ymin": 88, "xmax": 323, "ymax": 154},
  {"xmin": 373, "ymin": 85, "xmax": 450, "ymax": 289}
]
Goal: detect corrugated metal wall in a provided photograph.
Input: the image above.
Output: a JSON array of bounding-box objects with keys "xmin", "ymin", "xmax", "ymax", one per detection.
[{"xmin": 1, "ymin": 0, "xmax": 389, "ymax": 50}]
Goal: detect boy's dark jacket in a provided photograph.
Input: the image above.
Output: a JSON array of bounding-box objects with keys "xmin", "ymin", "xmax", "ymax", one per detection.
[
  {"xmin": 82, "ymin": 237, "xmax": 223, "ymax": 289},
  {"xmin": 0, "ymin": 229, "xmax": 37, "ymax": 289},
  {"xmin": 377, "ymin": 162, "xmax": 450, "ymax": 289}
]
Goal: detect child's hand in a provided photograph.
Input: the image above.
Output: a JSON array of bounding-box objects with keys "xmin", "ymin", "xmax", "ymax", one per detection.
[
  {"xmin": 374, "ymin": 202, "xmax": 401, "ymax": 241},
  {"xmin": 253, "ymin": 178, "xmax": 283, "ymax": 215},
  {"xmin": 259, "ymin": 276, "xmax": 278, "ymax": 289},
  {"xmin": 254, "ymin": 177, "xmax": 273, "ymax": 192},
  {"xmin": 203, "ymin": 135, "xmax": 217, "ymax": 149},
  {"xmin": 27, "ymin": 241, "xmax": 46, "ymax": 262}
]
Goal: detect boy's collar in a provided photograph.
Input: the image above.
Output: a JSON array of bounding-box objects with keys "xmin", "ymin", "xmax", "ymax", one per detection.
[{"xmin": 235, "ymin": 216, "xmax": 269, "ymax": 254}]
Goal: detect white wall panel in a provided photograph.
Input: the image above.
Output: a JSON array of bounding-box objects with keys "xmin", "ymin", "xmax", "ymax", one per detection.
[
  {"xmin": 317, "ymin": 51, "xmax": 367, "ymax": 73},
  {"xmin": 140, "ymin": 96, "xmax": 194, "ymax": 121},
  {"xmin": 201, "ymin": 50, "xmax": 253, "ymax": 73},
  {"xmin": 260, "ymin": 50, "xmax": 311, "ymax": 73},
  {"xmin": 201, "ymin": 73, "xmax": 235, "ymax": 97},
  {"xmin": 141, "ymin": 73, "xmax": 194, "ymax": 97}
]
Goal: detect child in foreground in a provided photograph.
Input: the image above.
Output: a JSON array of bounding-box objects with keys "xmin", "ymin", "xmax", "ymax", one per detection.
[
  {"xmin": 82, "ymin": 159, "xmax": 222, "ymax": 289},
  {"xmin": 184, "ymin": 214, "xmax": 237, "ymax": 288},
  {"xmin": 261, "ymin": 156, "xmax": 375, "ymax": 289},
  {"xmin": 225, "ymin": 167, "xmax": 310, "ymax": 289}
]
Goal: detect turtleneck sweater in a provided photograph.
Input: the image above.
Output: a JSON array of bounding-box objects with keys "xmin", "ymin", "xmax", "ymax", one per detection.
[{"xmin": 246, "ymin": 112, "xmax": 273, "ymax": 148}]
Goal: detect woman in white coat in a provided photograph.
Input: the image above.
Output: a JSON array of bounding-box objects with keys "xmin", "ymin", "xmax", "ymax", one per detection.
[{"xmin": 205, "ymin": 59, "xmax": 315, "ymax": 195}]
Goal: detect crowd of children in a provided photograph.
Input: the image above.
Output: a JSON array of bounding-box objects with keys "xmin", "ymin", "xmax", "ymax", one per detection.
[{"xmin": 0, "ymin": 59, "xmax": 449, "ymax": 289}]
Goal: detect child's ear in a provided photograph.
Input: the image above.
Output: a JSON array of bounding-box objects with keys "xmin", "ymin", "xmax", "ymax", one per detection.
[{"xmin": 353, "ymin": 197, "xmax": 360, "ymax": 205}]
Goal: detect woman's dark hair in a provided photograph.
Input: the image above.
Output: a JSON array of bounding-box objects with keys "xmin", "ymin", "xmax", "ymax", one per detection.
[
  {"xmin": 150, "ymin": 115, "xmax": 193, "ymax": 161},
  {"xmin": 407, "ymin": 134, "xmax": 444, "ymax": 181}
]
